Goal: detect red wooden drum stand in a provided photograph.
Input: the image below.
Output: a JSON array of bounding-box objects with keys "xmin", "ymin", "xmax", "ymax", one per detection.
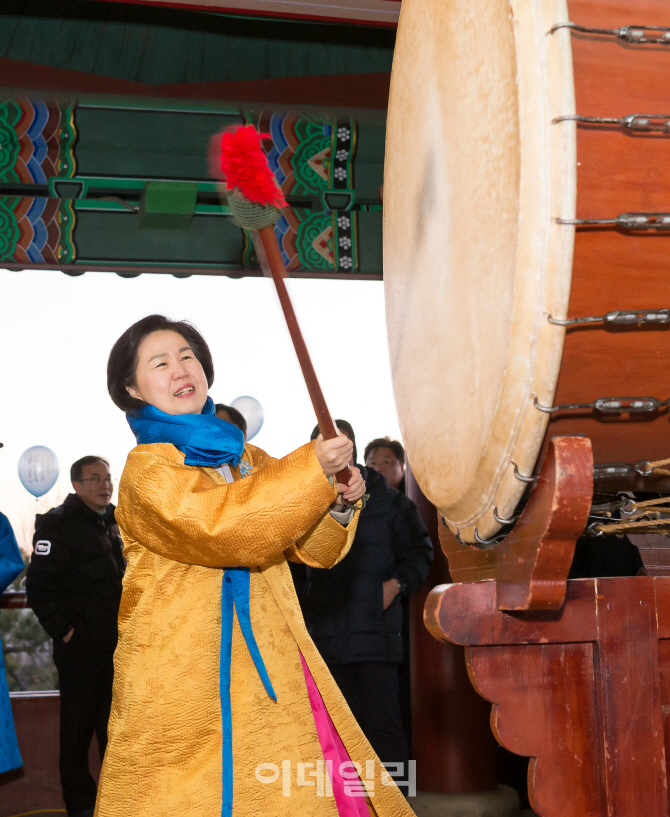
[
  {"xmin": 426, "ymin": 436, "xmax": 670, "ymax": 817},
  {"xmin": 427, "ymin": 577, "xmax": 670, "ymax": 817}
]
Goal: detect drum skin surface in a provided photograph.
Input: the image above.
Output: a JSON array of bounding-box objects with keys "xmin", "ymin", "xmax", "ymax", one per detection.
[{"xmin": 384, "ymin": 0, "xmax": 576, "ymax": 541}]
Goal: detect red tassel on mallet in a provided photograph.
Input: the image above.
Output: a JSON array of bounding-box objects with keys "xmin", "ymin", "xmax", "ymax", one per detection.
[
  {"xmin": 209, "ymin": 125, "xmax": 352, "ymax": 487},
  {"xmin": 210, "ymin": 125, "xmax": 287, "ymax": 208}
]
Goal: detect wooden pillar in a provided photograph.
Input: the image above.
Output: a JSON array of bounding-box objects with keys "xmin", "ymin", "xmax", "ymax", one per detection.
[{"xmin": 406, "ymin": 465, "xmax": 498, "ymax": 794}]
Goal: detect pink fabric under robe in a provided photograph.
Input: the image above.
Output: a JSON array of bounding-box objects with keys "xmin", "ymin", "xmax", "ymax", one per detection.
[{"xmin": 300, "ymin": 654, "xmax": 371, "ymax": 817}]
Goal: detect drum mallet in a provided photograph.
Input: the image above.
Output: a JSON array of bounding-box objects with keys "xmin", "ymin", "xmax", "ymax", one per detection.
[{"xmin": 209, "ymin": 124, "xmax": 352, "ymax": 488}]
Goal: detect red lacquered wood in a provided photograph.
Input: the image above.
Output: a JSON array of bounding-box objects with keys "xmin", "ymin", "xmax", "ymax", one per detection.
[
  {"xmin": 438, "ymin": 526, "xmax": 498, "ymax": 584},
  {"xmin": 436, "ymin": 436, "xmax": 592, "ymax": 610},
  {"xmin": 426, "ymin": 576, "xmax": 670, "ymax": 817},
  {"xmin": 471, "ymin": 643, "xmax": 602, "ymax": 817},
  {"xmin": 548, "ymin": 0, "xmax": 670, "ymax": 469},
  {"xmin": 659, "ymin": 639, "xmax": 670, "ymax": 791},
  {"xmin": 656, "ymin": 578, "xmax": 670, "ymax": 638},
  {"xmin": 254, "ymin": 227, "xmax": 351, "ymax": 485},
  {"xmin": 424, "ymin": 578, "xmax": 598, "ymax": 647},
  {"xmin": 0, "ymin": 591, "xmax": 27, "ymax": 609},
  {"xmin": 595, "ymin": 577, "xmax": 667, "ymax": 816}
]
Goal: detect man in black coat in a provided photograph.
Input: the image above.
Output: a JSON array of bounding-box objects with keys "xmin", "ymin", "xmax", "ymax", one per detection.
[
  {"xmin": 26, "ymin": 456, "xmax": 125, "ymax": 817},
  {"xmin": 294, "ymin": 421, "xmax": 433, "ymax": 786}
]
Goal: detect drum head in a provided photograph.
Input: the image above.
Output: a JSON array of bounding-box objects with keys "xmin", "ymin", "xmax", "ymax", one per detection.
[{"xmin": 384, "ymin": 0, "xmax": 577, "ymax": 541}]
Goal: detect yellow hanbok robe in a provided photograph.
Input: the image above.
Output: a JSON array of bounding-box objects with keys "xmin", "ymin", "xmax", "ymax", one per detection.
[{"xmin": 95, "ymin": 440, "xmax": 414, "ymax": 817}]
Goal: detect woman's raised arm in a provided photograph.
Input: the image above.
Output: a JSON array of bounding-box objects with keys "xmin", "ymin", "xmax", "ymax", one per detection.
[{"xmin": 116, "ymin": 443, "xmax": 336, "ymax": 567}]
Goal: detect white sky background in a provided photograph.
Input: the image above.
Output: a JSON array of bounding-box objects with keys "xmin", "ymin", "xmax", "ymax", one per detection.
[{"xmin": 0, "ymin": 269, "xmax": 401, "ymax": 551}]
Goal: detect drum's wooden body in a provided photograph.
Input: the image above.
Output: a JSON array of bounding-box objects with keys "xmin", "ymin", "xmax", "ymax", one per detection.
[
  {"xmin": 384, "ymin": 0, "xmax": 670, "ymax": 541},
  {"xmin": 552, "ymin": 0, "xmax": 670, "ymax": 464}
]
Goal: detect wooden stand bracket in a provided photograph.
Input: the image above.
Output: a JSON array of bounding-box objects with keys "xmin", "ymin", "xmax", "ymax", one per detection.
[
  {"xmin": 424, "ymin": 435, "xmax": 670, "ymax": 816},
  {"xmin": 425, "ymin": 577, "xmax": 670, "ymax": 817},
  {"xmin": 441, "ymin": 436, "xmax": 593, "ymax": 611}
]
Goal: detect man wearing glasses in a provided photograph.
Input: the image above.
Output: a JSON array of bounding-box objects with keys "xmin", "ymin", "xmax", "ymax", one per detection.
[{"xmin": 27, "ymin": 456, "xmax": 125, "ymax": 817}]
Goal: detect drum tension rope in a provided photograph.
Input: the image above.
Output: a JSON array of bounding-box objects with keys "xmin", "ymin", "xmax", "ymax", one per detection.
[{"xmin": 590, "ymin": 494, "xmax": 670, "ymax": 537}]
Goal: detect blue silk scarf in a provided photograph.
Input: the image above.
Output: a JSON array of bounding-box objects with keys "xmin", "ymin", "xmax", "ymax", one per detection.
[
  {"xmin": 126, "ymin": 396, "xmax": 276, "ymax": 817},
  {"xmin": 126, "ymin": 396, "xmax": 244, "ymax": 468}
]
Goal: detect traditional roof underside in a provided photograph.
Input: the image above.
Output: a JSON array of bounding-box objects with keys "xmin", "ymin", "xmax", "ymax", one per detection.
[
  {"xmin": 1, "ymin": 0, "xmax": 395, "ymax": 86},
  {"xmin": 90, "ymin": 0, "xmax": 401, "ymax": 26},
  {"xmin": 0, "ymin": 0, "xmax": 390, "ymax": 279}
]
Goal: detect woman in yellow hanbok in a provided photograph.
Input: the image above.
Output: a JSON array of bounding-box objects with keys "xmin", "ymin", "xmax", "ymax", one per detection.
[{"xmin": 96, "ymin": 315, "xmax": 413, "ymax": 817}]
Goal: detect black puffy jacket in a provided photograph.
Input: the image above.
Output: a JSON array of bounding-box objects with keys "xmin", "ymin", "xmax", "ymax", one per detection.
[
  {"xmin": 26, "ymin": 494, "xmax": 125, "ymax": 649},
  {"xmin": 292, "ymin": 467, "xmax": 433, "ymax": 664}
]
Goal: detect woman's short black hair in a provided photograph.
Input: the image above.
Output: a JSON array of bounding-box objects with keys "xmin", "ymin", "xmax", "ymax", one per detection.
[{"xmin": 107, "ymin": 315, "xmax": 215, "ymax": 412}]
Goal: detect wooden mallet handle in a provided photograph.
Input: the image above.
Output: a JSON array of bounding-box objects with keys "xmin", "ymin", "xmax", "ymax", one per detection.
[{"xmin": 253, "ymin": 226, "xmax": 352, "ymax": 487}]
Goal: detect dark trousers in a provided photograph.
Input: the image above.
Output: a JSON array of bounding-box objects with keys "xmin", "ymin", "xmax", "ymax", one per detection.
[
  {"xmin": 329, "ymin": 661, "xmax": 409, "ymax": 774},
  {"xmin": 53, "ymin": 636, "xmax": 114, "ymax": 816}
]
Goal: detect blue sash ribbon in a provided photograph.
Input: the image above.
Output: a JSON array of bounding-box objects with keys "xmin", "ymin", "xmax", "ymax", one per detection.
[{"xmin": 220, "ymin": 568, "xmax": 276, "ymax": 815}]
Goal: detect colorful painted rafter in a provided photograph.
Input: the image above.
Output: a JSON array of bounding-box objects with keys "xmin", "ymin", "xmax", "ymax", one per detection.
[
  {"xmin": 243, "ymin": 110, "xmax": 358, "ymax": 273},
  {"xmin": 0, "ymin": 96, "xmax": 76, "ymax": 265}
]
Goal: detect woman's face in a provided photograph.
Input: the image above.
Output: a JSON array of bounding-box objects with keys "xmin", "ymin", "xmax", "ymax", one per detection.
[{"xmin": 126, "ymin": 330, "xmax": 209, "ymax": 415}]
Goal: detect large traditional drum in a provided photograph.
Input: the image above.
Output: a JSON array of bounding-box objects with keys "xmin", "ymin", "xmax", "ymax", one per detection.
[{"xmin": 384, "ymin": 0, "xmax": 670, "ymax": 542}]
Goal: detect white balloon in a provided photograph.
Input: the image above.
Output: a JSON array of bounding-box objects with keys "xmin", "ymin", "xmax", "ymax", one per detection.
[
  {"xmin": 18, "ymin": 446, "xmax": 59, "ymax": 498},
  {"xmin": 230, "ymin": 396, "xmax": 264, "ymax": 442}
]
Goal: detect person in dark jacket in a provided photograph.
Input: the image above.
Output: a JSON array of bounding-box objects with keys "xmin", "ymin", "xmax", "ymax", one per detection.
[
  {"xmin": 215, "ymin": 402, "xmax": 248, "ymax": 440},
  {"xmin": 293, "ymin": 421, "xmax": 433, "ymax": 787},
  {"xmin": 364, "ymin": 437, "xmax": 412, "ymax": 741},
  {"xmin": 364, "ymin": 437, "xmax": 406, "ymax": 494},
  {"xmin": 26, "ymin": 456, "xmax": 125, "ymax": 817}
]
